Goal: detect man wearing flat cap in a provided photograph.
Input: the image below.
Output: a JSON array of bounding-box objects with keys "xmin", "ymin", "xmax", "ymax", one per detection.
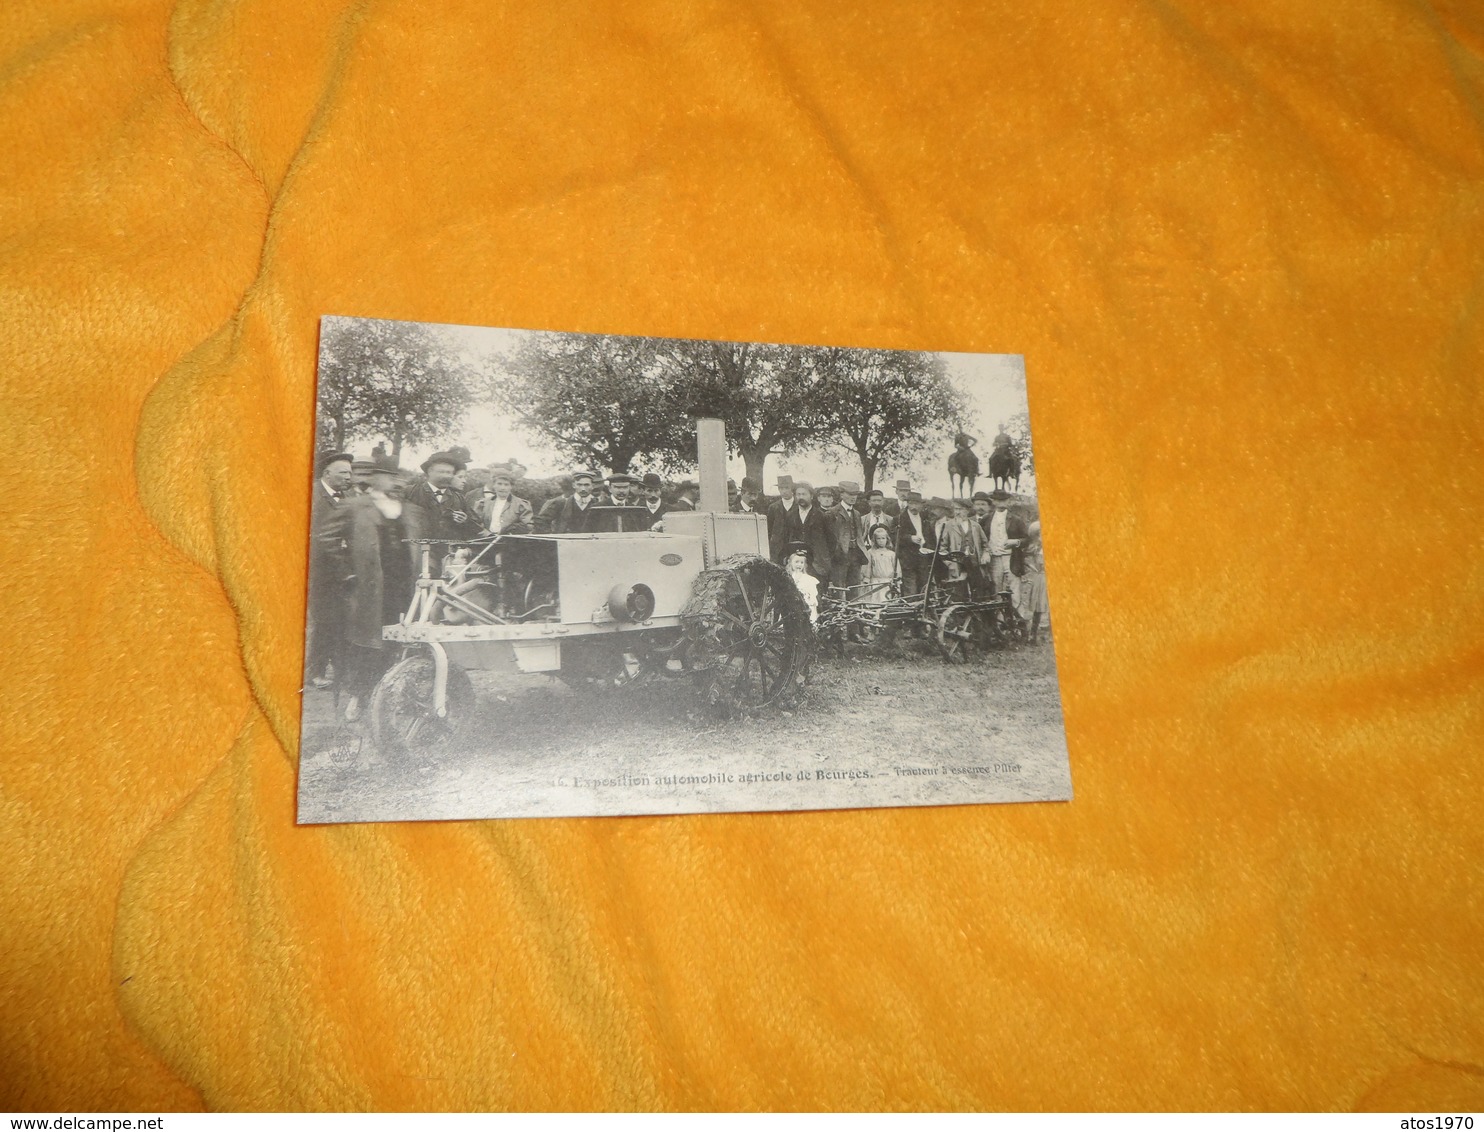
[
  {"xmin": 475, "ymin": 465, "xmax": 533, "ymax": 536},
  {"xmin": 550, "ymin": 469, "xmax": 605, "ymax": 534}
]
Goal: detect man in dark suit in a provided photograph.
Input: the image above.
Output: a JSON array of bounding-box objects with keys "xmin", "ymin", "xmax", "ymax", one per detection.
[
  {"xmin": 306, "ymin": 452, "xmax": 354, "ymax": 688},
  {"xmin": 837, "ymin": 480, "xmax": 862, "ymax": 518},
  {"xmin": 814, "ymin": 483, "xmax": 854, "ymax": 593},
  {"xmin": 834, "ymin": 481, "xmax": 869, "ymax": 588},
  {"xmin": 883, "ymin": 478, "xmax": 912, "ymax": 519},
  {"xmin": 605, "ymin": 473, "xmax": 636, "ymax": 508},
  {"xmin": 775, "ymin": 481, "xmax": 833, "ymax": 583},
  {"xmin": 895, "ymin": 490, "xmax": 937, "ymax": 598},
  {"xmin": 405, "ymin": 452, "xmax": 481, "ymax": 542},
  {"xmin": 766, "ymin": 474, "xmax": 797, "ymax": 562},
  {"xmin": 533, "ymin": 475, "xmax": 574, "ymax": 534},
  {"xmin": 549, "ymin": 469, "xmax": 605, "ymax": 534},
  {"xmin": 635, "ymin": 473, "xmax": 669, "ymax": 529},
  {"xmin": 322, "ymin": 462, "xmax": 415, "ymax": 722},
  {"xmin": 733, "ymin": 476, "xmax": 765, "ymax": 515},
  {"xmin": 671, "ymin": 480, "xmax": 699, "ymax": 511}
]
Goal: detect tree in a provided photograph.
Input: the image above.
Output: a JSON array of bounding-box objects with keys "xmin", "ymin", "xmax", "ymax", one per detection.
[
  {"xmin": 654, "ymin": 338, "xmax": 821, "ymax": 486},
  {"xmin": 811, "ymin": 348, "xmax": 962, "ymax": 493},
  {"xmin": 314, "ymin": 323, "xmax": 368, "ymax": 453},
  {"xmin": 316, "ymin": 318, "xmax": 472, "ymax": 461},
  {"xmin": 488, "ymin": 332, "xmax": 694, "ymax": 474}
]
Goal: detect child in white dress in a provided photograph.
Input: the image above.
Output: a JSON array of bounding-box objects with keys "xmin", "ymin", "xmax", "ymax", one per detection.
[
  {"xmin": 784, "ymin": 542, "xmax": 819, "ymax": 624},
  {"xmin": 859, "ymin": 524, "xmax": 900, "ymax": 606}
]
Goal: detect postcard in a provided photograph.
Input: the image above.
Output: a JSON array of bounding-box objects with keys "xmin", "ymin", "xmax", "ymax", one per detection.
[{"xmin": 297, "ymin": 317, "xmax": 1071, "ymax": 822}]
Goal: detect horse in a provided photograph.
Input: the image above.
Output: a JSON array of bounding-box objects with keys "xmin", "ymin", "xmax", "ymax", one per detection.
[
  {"xmin": 988, "ymin": 445, "xmax": 1021, "ymax": 493},
  {"xmin": 947, "ymin": 433, "xmax": 980, "ymax": 498}
]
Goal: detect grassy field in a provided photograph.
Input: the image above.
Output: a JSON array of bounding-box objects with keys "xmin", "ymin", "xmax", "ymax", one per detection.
[{"xmin": 297, "ymin": 632, "xmax": 1072, "ymax": 823}]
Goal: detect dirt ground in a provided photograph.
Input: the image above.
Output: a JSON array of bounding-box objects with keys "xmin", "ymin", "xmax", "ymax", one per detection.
[{"xmin": 296, "ymin": 633, "xmax": 1073, "ymax": 824}]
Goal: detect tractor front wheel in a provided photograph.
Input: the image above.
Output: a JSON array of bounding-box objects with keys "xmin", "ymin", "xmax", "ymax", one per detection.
[
  {"xmin": 936, "ymin": 605, "xmax": 985, "ymax": 663},
  {"xmin": 368, "ymin": 651, "xmax": 474, "ymax": 756}
]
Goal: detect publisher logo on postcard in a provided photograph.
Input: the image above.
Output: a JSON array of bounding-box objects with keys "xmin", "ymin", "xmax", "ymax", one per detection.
[{"xmin": 299, "ymin": 317, "xmax": 1071, "ymax": 823}]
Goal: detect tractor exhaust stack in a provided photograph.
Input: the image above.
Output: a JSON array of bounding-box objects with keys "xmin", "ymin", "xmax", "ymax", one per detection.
[{"xmin": 695, "ymin": 417, "xmax": 728, "ymax": 513}]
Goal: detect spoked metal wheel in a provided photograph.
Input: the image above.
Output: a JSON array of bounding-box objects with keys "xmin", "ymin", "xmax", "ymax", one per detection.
[
  {"xmin": 936, "ymin": 604, "xmax": 986, "ymax": 663},
  {"xmin": 368, "ymin": 651, "xmax": 475, "ymax": 755},
  {"xmin": 981, "ymin": 593, "xmax": 1027, "ymax": 648},
  {"xmin": 683, "ymin": 555, "xmax": 813, "ymax": 718}
]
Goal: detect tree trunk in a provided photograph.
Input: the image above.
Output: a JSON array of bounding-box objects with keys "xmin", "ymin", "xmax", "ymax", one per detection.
[
  {"xmin": 860, "ymin": 455, "xmax": 878, "ymax": 494},
  {"xmin": 331, "ymin": 412, "xmax": 346, "ymax": 452},
  {"xmin": 743, "ymin": 450, "xmax": 767, "ymax": 489},
  {"xmin": 391, "ymin": 433, "xmax": 404, "ymax": 462}
]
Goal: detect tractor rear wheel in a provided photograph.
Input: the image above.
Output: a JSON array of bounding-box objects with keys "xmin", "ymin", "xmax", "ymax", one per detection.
[{"xmin": 683, "ymin": 555, "xmax": 813, "ymax": 718}]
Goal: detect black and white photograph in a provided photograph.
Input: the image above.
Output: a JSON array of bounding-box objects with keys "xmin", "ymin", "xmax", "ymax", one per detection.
[{"xmin": 298, "ymin": 316, "xmax": 1072, "ymax": 823}]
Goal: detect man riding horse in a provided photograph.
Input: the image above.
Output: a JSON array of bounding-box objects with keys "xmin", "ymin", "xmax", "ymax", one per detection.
[
  {"xmin": 947, "ymin": 432, "xmax": 979, "ymax": 498},
  {"xmin": 987, "ymin": 422, "xmax": 1021, "ymax": 493}
]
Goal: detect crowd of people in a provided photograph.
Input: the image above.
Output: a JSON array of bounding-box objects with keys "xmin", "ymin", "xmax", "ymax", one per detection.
[
  {"xmin": 752, "ymin": 475, "xmax": 1048, "ymax": 644},
  {"xmin": 306, "ymin": 448, "xmax": 1049, "ymax": 720}
]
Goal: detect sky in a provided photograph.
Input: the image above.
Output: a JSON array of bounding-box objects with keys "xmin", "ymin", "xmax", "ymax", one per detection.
[{"xmin": 365, "ymin": 321, "xmax": 1035, "ymax": 497}]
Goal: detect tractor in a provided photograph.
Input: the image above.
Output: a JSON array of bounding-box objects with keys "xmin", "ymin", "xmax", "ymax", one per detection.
[{"xmin": 367, "ymin": 419, "xmax": 813, "ymax": 753}]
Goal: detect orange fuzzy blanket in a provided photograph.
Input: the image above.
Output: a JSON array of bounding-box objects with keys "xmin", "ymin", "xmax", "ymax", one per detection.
[{"xmin": 3, "ymin": 0, "xmax": 1482, "ymax": 1111}]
